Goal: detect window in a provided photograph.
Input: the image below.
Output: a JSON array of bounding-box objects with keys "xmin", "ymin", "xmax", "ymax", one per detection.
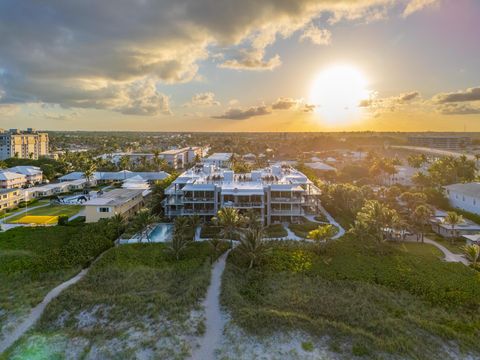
[{"xmin": 98, "ymin": 207, "xmax": 111, "ymax": 213}]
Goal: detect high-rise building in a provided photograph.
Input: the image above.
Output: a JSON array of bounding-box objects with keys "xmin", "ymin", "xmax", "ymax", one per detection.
[
  {"xmin": 407, "ymin": 135, "xmax": 471, "ymax": 150},
  {"xmin": 0, "ymin": 128, "xmax": 49, "ymax": 160}
]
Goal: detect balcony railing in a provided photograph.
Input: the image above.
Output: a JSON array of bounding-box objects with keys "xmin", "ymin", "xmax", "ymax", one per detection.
[
  {"xmin": 183, "ymin": 197, "xmax": 215, "ymax": 203},
  {"xmin": 270, "ymin": 197, "xmax": 304, "ymax": 203},
  {"xmin": 223, "ymin": 201, "xmax": 263, "ymax": 208},
  {"xmin": 183, "ymin": 209, "xmax": 215, "ymax": 214},
  {"xmin": 270, "ymin": 209, "xmax": 305, "ymax": 215}
]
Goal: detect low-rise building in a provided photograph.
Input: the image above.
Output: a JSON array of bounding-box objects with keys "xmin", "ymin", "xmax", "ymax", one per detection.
[
  {"xmin": 203, "ymin": 153, "xmax": 232, "ymax": 168},
  {"xmin": 430, "ymin": 214, "xmax": 480, "ymax": 238},
  {"xmin": 407, "ymin": 135, "xmax": 471, "ymax": 150},
  {"xmin": 84, "ymin": 188, "xmax": 145, "ymax": 223},
  {"xmin": 0, "ymin": 188, "xmax": 23, "ymax": 212},
  {"xmin": 163, "ymin": 163, "xmax": 321, "ymax": 224},
  {"xmin": 58, "ymin": 170, "xmax": 169, "ymax": 184},
  {"xmin": 8, "ymin": 166, "xmax": 43, "ymax": 185},
  {"xmin": 444, "ymin": 183, "xmax": 480, "ymax": 215},
  {"xmin": 0, "ymin": 171, "xmax": 27, "ymax": 189},
  {"xmin": 159, "ymin": 146, "xmax": 203, "ymax": 169},
  {"xmin": 23, "ymin": 179, "xmax": 90, "ymax": 201}
]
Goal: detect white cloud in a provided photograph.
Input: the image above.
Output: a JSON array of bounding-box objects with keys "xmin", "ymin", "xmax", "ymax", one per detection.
[
  {"xmin": 300, "ymin": 24, "xmax": 331, "ymax": 45},
  {"xmin": 403, "ymin": 0, "xmax": 439, "ymax": 17},
  {"xmin": 184, "ymin": 92, "xmax": 220, "ymax": 107}
]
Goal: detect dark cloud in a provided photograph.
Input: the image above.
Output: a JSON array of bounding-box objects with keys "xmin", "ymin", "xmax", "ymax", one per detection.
[
  {"xmin": 437, "ymin": 103, "xmax": 480, "ymax": 115},
  {"xmin": 272, "ymin": 97, "xmax": 299, "ymax": 110},
  {"xmin": 398, "ymin": 91, "xmax": 420, "ymax": 102},
  {"xmin": 213, "ymin": 105, "xmax": 271, "ymax": 120},
  {"xmin": 433, "ymin": 87, "xmax": 480, "ymax": 103}
]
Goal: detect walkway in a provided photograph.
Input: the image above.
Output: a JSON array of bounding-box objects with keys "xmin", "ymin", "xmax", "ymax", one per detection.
[
  {"xmin": 306, "ymin": 205, "xmax": 346, "ymax": 239},
  {"xmin": 0, "ymin": 202, "xmax": 50, "ymax": 225},
  {"xmin": 68, "ymin": 209, "xmax": 85, "ymax": 222},
  {"xmin": 190, "ymin": 251, "xmax": 229, "ymax": 360},
  {"xmin": 423, "ymin": 237, "xmax": 469, "ymax": 265},
  {"xmin": 0, "ymin": 250, "xmax": 109, "ymax": 355}
]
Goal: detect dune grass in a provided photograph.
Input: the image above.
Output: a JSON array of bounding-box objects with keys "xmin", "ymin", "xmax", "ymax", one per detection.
[
  {"xmin": 0, "ymin": 223, "xmax": 116, "ymax": 343},
  {"xmin": 264, "ymin": 224, "xmax": 288, "ymax": 238},
  {"xmin": 5, "ymin": 241, "xmax": 227, "ymax": 359},
  {"xmin": 222, "ymin": 237, "xmax": 480, "ymax": 359}
]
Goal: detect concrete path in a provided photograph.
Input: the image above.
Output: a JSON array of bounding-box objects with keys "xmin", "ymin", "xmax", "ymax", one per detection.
[
  {"xmin": 0, "ymin": 203, "xmax": 51, "ymax": 226},
  {"xmin": 0, "ymin": 269, "xmax": 87, "ymax": 354},
  {"xmin": 423, "ymin": 237, "xmax": 469, "ymax": 265},
  {"xmin": 191, "ymin": 251, "xmax": 230, "ymax": 360},
  {"xmin": 306, "ymin": 205, "xmax": 346, "ymax": 239},
  {"xmin": 68, "ymin": 209, "xmax": 85, "ymax": 222}
]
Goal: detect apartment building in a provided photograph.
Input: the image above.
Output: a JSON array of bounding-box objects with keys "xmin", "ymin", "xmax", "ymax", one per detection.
[
  {"xmin": 0, "ymin": 188, "xmax": 23, "ymax": 212},
  {"xmin": 84, "ymin": 188, "xmax": 145, "ymax": 223},
  {"xmin": 0, "ymin": 128, "xmax": 49, "ymax": 160},
  {"xmin": 0, "ymin": 171, "xmax": 27, "ymax": 189},
  {"xmin": 159, "ymin": 146, "xmax": 203, "ymax": 169},
  {"xmin": 8, "ymin": 166, "xmax": 43, "ymax": 184},
  {"xmin": 203, "ymin": 153, "xmax": 232, "ymax": 168},
  {"xmin": 407, "ymin": 135, "xmax": 471, "ymax": 150},
  {"xmin": 58, "ymin": 170, "xmax": 169, "ymax": 184},
  {"xmin": 163, "ymin": 163, "xmax": 321, "ymax": 225}
]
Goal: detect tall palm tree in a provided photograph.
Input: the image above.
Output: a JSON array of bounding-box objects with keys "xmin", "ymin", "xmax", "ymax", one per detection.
[
  {"xmin": 153, "ymin": 149, "xmax": 161, "ymax": 171},
  {"xmin": 119, "ymin": 155, "xmax": 130, "ymax": 171},
  {"xmin": 462, "ymin": 244, "xmax": 480, "ymax": 268},
  {"xmin": 214, "ymin": 207, "xmax": 243, "ymax": 247},
  {"xmin": 133, "ymin": 210, "xmax": 157, "ymax": 242},
  {"xmin": 83, "ymin": 161, "xmax": 97, "ymax": 188},
  {"xmin": 168, "ymin": 233, "xmax": 191, "ymax": 260},
  {"xmin": 237, "ymin": 227, "xmax": 269, "ymax": 269},
  {"xmin": 413, "ymin": 205, "xmax": 433, "ymax": 243},
  {"xmin": 444, "ymin": 211, "xmax": 463, "ymax": 244},
  {"xmin": 110, "ymin": 213, "xmax": 126, "ymax": 238},
  {"xmin": 174, "ymin": 216, "xmax": 191, "ymax": 239},
  {"xmin": 189, "ymin": 214, "xmax": 202, "ymax": 241}
]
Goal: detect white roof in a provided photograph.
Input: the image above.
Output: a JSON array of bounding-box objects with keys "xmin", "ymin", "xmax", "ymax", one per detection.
[
  {"xmin": 58, "ymin": 171, "xmax": 169, "ymax": 182},
  {"xmin": 205, "ymin": 153, "xmax": 232, "ymax": 161},
  {"xmin": 305, "ymin": 162, "xmax": 336, "ymax": 171},
  {"xmin": 84, "ymin": 189, "xmax": 144, "ymax": 206},
  {"xmin": 462, "ymin": 234, "xmax": 480, "ymax": 241},
  {"xmin": 8, "ymin": 166, "xmax": 42, "ymax": 176},
  {"xmin": 444, "ymin": 183, "xmax": 480, "ymax": 198},
  {"xmin": 0, "ymin": 171, "xmax": 26, "ymax": 181}
]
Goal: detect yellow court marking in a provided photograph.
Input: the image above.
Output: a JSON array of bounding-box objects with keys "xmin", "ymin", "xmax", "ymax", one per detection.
[{"xmin": 13, "ymin": 215, "xmax": 59, "ymax": 225}]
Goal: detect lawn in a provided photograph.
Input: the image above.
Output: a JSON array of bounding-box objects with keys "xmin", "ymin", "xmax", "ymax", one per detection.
[
  {"xmin": 427, "ymin": 232, "xmax": 465, "ymax": 254},
  {"xmin": 5, "ymin": 242, "xmax": 227, "ymax": 359},
  {"xmin": 264, "ymin": 224, "xmax": 287, "ymax": 238},
  {"xmin": 221, "ymin": 236, "xmax": 480, "ymax": 359},
  {"xmin": 5, "ymin": 205, "xmax": 82, "ymax": 223},
  {"xmin": 288, "ymin": 219, "xmax": 338, "ymax": 238},
  {"xmin": 0, "ymin": 200, "xmax": 50, "ymax": 220},
  {"xmin": 0, "ymin": 223, "xmax": 116, "ymax": 345}
]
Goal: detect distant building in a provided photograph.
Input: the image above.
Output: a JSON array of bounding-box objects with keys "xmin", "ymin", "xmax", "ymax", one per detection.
[
  {"xmin": 58, "ymin": 170, "xmax": 169, "ymax": 183},
  {"xmin": 0, "ymin": 128, "xmax": 49, "ymax": 160},
  {"xmin": 163, "ymin": 163, "xmax": 321, "ymax": 224},
  {"xmin": 305, "ymin": 162, "xmax": 336, "ymax": 172},
  {"xmin": 159, "ymin": 146, "xmax": 203, "ymax": 169},
  {"xmin": 430, "ymin": 214, "xmax": 480, "ymax": 238},
  {"xmin": 203, "ymin": 153, "xmax": 232, "ymax": 168},
  {"xmin": 407, "ymin": 135, "xmax": 471, "ymax": 150},
  {"xmin": 444, "ymin": 183, "xmax": 480, "ymax": 215},
  {"xmin": 8, "ymin": 166, "xmax": 43, "ymax": 185},
  {"xmin": 0, "ymin": 171, "xmax": 27, "ymax": 189},
  {"xmin": 84, "ymin": 188, "xmax": 145, "ymax": 223},
  {"xmin": 23, "ymin": 179, "xmax": 92, "ymax": 201},
  {"xmin": 0, "ymin": 188, "xmax": 23, "ymax": 212}
]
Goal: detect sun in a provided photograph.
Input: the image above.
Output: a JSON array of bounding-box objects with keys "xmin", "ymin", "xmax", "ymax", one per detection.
[{"xmin": 309, "ymin": 64, "xmax": 370, "ymax": 126}]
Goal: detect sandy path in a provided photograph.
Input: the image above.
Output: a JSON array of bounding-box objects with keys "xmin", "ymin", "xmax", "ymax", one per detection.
[
  {"xmin": 190, "ymin": 251, "xmax": 229, "ymax": 360},
  {"xmin": 422, "ymin": 237, "xmax": 469, "ymax": 265},
  {"xmin": 0, "ymin": 268, "xmax": 87, "ymax": 354}
]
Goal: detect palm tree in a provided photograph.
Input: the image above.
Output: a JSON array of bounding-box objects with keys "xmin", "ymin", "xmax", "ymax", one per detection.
[
  {"xmin": 207, "ymin": 236, "xmax": 223, "ymax": 263},
  {"xmin": 244, "ymin": 209, "xmax": 261, "ymax": 230},
  {"xmin": 133, "ymin": 210, "xmax": 157, "ymax": 242},
  {"xmin": 413, "ymin": 205, "xmax": 433, "ymax": 243},
  {"xmin": 119, "ymin": 155, "xmax": 130, "ymax": 171},
  {"xmin": 153, "ymin": 149, "xmax": 161, "ymax": 171},
  {"xmin": 83, "ymin": 161, "xmax": 97, "ymax": 188},
  {"xmin": 214, "ymin": 207, "xmax": 243, "ymax": 248},
  {"xmin": 462, "ymin": 244, "xmax": 480, "ymax": 268},
  {"xmin": 237, "ymin": 227, "xmax": 269, "ymax": 269},
  {"xmin": 444, "ymin": 211, "xmax": 463, "ymax": 244},
  {"xmin": 110, "ymin": 213, "xmax": 126, "ymax": 238},
  {"xmin": 188, "ymin": 215, "xmax": 202, "ymax": 241},
  {"xmin": 174, "ymin": 216, "xmax": 191, "ymax": 239},
  {"xmin": 168, "ymin": 233, "xmax": 191, "ymax": 260}
]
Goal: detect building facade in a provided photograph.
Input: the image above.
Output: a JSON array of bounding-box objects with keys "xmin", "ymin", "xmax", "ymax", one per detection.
[
  {"xmin": 444, "ymin": 183, "xmax": 480, "ymax": 215},
  {"xmin": 163, "ymin": 163, "xmax": 321, "ymax": 225},
  {"xmin": 159, "ymin": 146, "xmax": 203, "ymax": 169},
  {"xmin": 0, "ymin": 128, "xmax": 49, "ymax": 160},
  {"xmin": 407, "ymin": 135, "xmax": 471, "ymax": 150},
  {"xmin": 0, "ymin": 188, "xmax": 23, "ymax": 212},
  {"xmin": 0, "ymin": 171, "xmax": 27, "ymax": 189},
  {"xmin": 84, "ymin": 188, "xmax": 145, "ymax": 223}
]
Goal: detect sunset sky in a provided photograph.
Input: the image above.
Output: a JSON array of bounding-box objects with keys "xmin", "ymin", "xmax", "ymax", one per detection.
[{"xmin": 1, "ymin": 0, "xmax": 479, "ymax": 132}]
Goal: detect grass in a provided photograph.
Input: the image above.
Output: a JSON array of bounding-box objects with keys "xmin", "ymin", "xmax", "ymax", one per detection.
[
  {"xmin": 222, "ymin": 236, "xmax": 480, "ymax": 359},
  {"xmin": 5, "ymin": 205, "xmax": 82, "ymax": 224},
  {"xmin": 0, "ymin": 200, "xmax": 50, "ymax": 219},
  {"xmin": 288, "ymin": 219, "xmax": 324, "ymax": 238},
  {"xmin": 0, "ymin": 223, "xmax": 116, "ymax": 342},
  {"xmin": 427, "ymin": 232, "xmax": 465, "ymax": 254},
  {"xmin": 5, "ymin": 241, "xmax": 226, "ymax": 359},
  {"xmin": 264, "ymin": 224, "xmax": 288, "ymax": 238}
]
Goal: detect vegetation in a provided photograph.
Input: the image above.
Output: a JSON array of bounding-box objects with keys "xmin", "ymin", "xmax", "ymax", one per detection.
[
  {"xmin": 288, "ymin": 219, "xmax": 322, "ymax": 238},
  {"xmin": 222, "ymin": 237, "xmax": 480, "ymax": 359},
  {"xmin": 263, "ymin": 224, "xmax": 287, "ymax": 238},
  {"xmin": 462, "ymin": 244, "xmax": 480, "ymax": 269},
  {"xmin": 236, "ymin": 228, "xmax": 270, "ymax": 269},
  {"xmin": 5, "ymin": 205, "xmax": 82, "ymax": 223},
  {"xmin": 6, "ymin": 242, "xmax": 226, "ymax": 359},
  {"xmin": 0, "ymin": 220, "xmax": 119, "ymax": 339}
]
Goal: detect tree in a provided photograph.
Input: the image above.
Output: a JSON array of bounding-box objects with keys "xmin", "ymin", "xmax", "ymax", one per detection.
[
  {"xmin": 207, "ymin": 236, "xmax": 223, "ymax": 263},
  {"xmin": 236, "ymin": 227, "xmax": 269, "ymax": 269},
  {"xmin": 83, "ymin": 161, "xmax": 97, "ymax": 188},
  {"xmin": 174, "ymin": 216, "xmax": 191, "ymax": 239},
  {"xmin": 119, "ymin": 155, "xmax": 131, "ymax": 171},
  {"xmin": 351, "ymin": 200, "xmax": 398, "ymax": 243},
  {"xmin": 214, "ymin": 207, "xmax": 243, "ymax": 248},
  {"xmin": 168, "ymin": 233, "xmax": 191, "ymax": 260},
  {"xmin": 443, "ymin": 211, "xmax": 463, "ymax": 243},
  {"xmin": 244, "ymin": 209, "xmax": 261, "ymax": 230},
  {"xmin": 400, "ymin": 192, "xmax": 427, "ymax": 212},
  {"xmin": 110, "ymin": 213, "xmax": 126, "ymax": 238},
  {"xmin": 133, "ymin": 210, "xmax": 157, "ymax": 242},
  {"xmin": 462, "ymin": 244, "xmax": 480, "ymax": 268},
  {"xmin": 307, "ymin": 224, "xmax": 337, "ymax": 244},
  {"xmin": 188, "ymin": 215, "xmax": 202, "ymax": 241},
  {"xmin": 413, "ymin": 205, "xmax": 433, "ymax": 243}
]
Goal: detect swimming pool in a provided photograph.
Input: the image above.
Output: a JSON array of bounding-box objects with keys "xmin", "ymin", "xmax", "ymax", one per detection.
[{"xmin": 148, "ymin": 223, "xmax": 174, "ymax": 242}]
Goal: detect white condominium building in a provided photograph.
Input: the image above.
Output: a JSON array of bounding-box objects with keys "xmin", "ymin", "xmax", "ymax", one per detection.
[
  {"xmin": 0, "ymin": 128, "xmax": 49, "ymax": 160},
  {"xmin": 163, "ymin": 163, "xmax": 321, "ymax": 225}
]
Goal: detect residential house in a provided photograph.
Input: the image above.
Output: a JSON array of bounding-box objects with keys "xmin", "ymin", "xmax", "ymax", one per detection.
[{"xmin": 0, "ymin": 171, "xmax": 27, "ymax": 189}]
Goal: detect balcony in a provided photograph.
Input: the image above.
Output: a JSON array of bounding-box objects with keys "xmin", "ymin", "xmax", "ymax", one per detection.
[
  {"xmin": 183, "ymin": 209, "xmax": 216, "ymax": 215},
  {"xmin": 270, "ymin": 197, "xmax": 304, "ymax": 203},
  {"xmin": 183, "ymin": 197, "xmax": 215, "ymax": 203},
  {"xmin": 223, "ymin": 201, "xmax": 263, "ymax": 208},
  {"xmin": 270, "ymin": 208, "xmax": 305, "ymax": 215}
]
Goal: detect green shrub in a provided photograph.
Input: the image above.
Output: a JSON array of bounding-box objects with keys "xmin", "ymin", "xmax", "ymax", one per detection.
[
  {"xmin": 301, "ymin": 341, "xmax": 314, "ymax": 352},
  {"xmin": 57, "ymin": 215, "xmax": 69, "ymax": 225}
]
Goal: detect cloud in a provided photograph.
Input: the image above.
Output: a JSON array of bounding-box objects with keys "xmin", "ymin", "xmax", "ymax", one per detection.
[
  {"xmin": 359, "ymin": 90, "xmax": 421, "ymax": 116},
  {"xmin": 0, "ymin": 0, "xmax": 439, "ymax": 115},
  {"xmin": 0, "ymin": 104, "xmax": 19, "ymax": 116},
  {"xmin": 433, "ymin": 87, "xmax": 480, "ymax": 103},
  {"xmin": 403, "ymin": 0, "xmax": 439, "ymax": 17},
  {"xmin": 185, "ymin": 92, "xmax": 220, "ymax": 107},
  {"xmin": 272, "ymin": 97, "xmax": 301, "ymax": 110},
  {"xmin": 437, "ymin": 103, "xmax": 480, "ymax": 115},
  {"xmin": 299, "ymin": 24, "xmax": 332, "ymax": 45},
  {"xmin": 213, "ymin": 105, "xmax": 271, "ymax": 120}
]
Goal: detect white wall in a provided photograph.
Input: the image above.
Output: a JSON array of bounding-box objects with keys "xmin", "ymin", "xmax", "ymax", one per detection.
[{"xmin": 447, "ymin": 190, "xmax": 480, "ymax": 214}]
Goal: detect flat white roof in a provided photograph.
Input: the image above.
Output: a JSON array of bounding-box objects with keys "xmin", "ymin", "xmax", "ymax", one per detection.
[
  {"xmin": 84, "ymin": 188, "xmax": 144, "ymax": 206},
  {"xmin": 205, "ymin": 153, "xmax": 232, "ymax": 161}
]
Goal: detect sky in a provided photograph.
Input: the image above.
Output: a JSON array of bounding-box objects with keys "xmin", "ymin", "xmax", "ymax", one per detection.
[{"xmin": 0, "ymin": 0, "xmax": 479, "ymax": 132}]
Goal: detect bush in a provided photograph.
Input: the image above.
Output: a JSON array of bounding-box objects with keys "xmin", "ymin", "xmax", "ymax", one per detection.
[
  {"xmin": 264, "ymin": 224, "xmax": 287, "ymax": 238},
  {"xmin": 288, "ymin": 220, "xmax": 319, "ymax": 238},
  {"xmin": 57, "ymin": 215, "xmax": 69, "ymax": 226}
]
